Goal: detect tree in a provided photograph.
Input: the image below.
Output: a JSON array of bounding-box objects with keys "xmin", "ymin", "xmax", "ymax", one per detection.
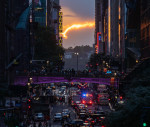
[
  {"xmin": 105, "ymin": 86, "xmax": 150, "ymax": 127},
  {"xmin": 34, "ymin": 26, "xmax": 64, "ymax": 61}
]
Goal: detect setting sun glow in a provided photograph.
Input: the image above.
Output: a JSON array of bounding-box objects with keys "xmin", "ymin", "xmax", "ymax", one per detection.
[{"xmin": 62, "ymin": 22, "xmax": 95, "ymax": 39}]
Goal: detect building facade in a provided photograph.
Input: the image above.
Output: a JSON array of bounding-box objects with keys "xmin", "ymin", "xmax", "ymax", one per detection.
[
  {"xmin": 0, "ymin": 0, "xmax": 29, "ymax": 90},
  {"xmin": 0, "ymin": 0, "xmax": 7, "ymax": 86},
  {"xmin": 125, "ymin": 0, "xmax": 141, "ymax": 68},
  {"xmin": 140, "ymin": 0, "xmax": 150, "ymax": 58},
  {"xmin": 110, "ymin": 0, "xmax": 119, "ymax": 57},
  {"xmin": 95, "ymin": 0, "xmax": 108, "ymax": 54}
]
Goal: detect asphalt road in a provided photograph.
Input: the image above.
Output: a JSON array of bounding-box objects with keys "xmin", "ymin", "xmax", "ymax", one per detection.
[{"xmin": 28, "ymin": 84, "xmax": 112, "ymax": 127}]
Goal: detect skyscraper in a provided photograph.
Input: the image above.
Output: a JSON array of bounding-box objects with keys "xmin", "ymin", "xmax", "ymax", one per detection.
[
  {"xmin": 95, "ymin": 0, "xmax": 108, "ymax": 54},
  {"xmin": 140, "ymin": 0, "xmax": 150, "ymax": 58}
]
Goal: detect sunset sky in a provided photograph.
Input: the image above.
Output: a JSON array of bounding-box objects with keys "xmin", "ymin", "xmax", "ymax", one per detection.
[{"xmin": 60, "ymin": 0, "xmax": 95, "ymax": 48}]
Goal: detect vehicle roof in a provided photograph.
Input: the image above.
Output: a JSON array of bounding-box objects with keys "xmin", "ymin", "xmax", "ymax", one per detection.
[{"xmin": 55, "ymin": 113, "xmax": 61, "ymax": 115}]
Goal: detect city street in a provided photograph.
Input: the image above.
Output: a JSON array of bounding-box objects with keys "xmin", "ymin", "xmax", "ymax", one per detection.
[{"xmin": 0, "ymin": 0, "xmax": 149, "ymax": 127}]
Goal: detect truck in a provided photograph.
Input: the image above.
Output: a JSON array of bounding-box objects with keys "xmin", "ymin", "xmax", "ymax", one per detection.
[{"xmin": 97, "ymin": 93, "xmax": 109, "ymax": 105}]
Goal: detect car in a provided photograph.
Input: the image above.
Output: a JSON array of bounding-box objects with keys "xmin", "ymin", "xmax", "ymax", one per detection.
[
  {"xmin": 84, "ymin": 118, "xmax": 95, "ymax": 126},
  {"xmin": 80, "ymin": 109, "xmax": 87, "ymax": 114},
  {"xmin": 62, "ymin": 112, "xmax": 69, "ymax": 119},
  {"xmin": 64, "ymin": 119, "xmax": 84, "ymax": 127},
  {"xmin": 73, "ymin": 100, "xmax": 81, "ymax": 108},
  {"xmin": 62, "ymin": 109, "xmax": 70, "ymax": 117},
  {"xmin": 82, "ymin": 122, "xmax": 91, "ymax": 127},
  {"xmin": 90, "ymin": 111, "xmax": 106, "ymax": 124},
  {"xmin": 94, "ymin": 110, "xmax": 105, "ymax": 118},
  {"xmin": 78, "ymin": 113, "xmax": 87, "ymax": 120},
  {"xmin": 53, "ymin": 113, "xmax": 62, "ymax": 121},
  {"xmin": 34, "ymin": 113, "xmax": 44, "ymax": 121},
  {"xmin": 78, "ymin": 104, "xmax": 85, "ymax": 109},
  {"xmin": 87, "ymin": 109, "xmax": 95, "ymax": 115},
  {"xmin": 97, "ymin": 97, "xmax": 109, "ymax": 105},
  {"xmin": 50, "ymin": 83, "xmax": 56, "ymax": 90}
]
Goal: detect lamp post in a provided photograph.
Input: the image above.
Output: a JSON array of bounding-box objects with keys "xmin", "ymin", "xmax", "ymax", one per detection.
[{"xmin": 74, "ymin": 53, "xmax": 79, "ymax": 72}]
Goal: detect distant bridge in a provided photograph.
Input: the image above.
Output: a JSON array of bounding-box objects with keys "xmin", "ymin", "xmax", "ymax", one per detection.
[{"xmin": 14, "ymin": 76, "xmax": 118, "ymax": 87}]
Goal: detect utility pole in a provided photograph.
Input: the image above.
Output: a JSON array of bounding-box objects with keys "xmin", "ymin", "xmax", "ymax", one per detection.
[{"xmin": 75, "ymin": 53, "xmax": 79, "ymax": 72}]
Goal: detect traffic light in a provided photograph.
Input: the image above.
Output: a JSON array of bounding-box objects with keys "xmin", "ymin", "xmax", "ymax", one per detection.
[
  {"xmin": 143, "ymin": 122, "xmax": 147, "ymax": 127},
  {"xmin": 28, "ymin": 105, "xmax": 31, "ymax": 109},
  {"xmin": 28, "ymin": 99, "xmax": 31, "ymax": 102},
  {"xmin": 27, "ymin": 99, "xmax": 32, "ymax": 110},
  {"xmin": 120, "ymin": 96, "xmax": 123, "ymax": 100}
]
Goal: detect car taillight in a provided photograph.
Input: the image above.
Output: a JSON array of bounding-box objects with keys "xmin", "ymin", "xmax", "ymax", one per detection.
[
  {"xmin": 92, "ymin": 121, "xmax": 94, "ymax": 123},
  {"xmin": 89, "ymin": 101, "xmax": 92, "ymax": 104},
  {"xmin": 82, "ymin": 100, "xmax": 85, "ymax": 104},
  {"xmin": 85, "ymin": 121, "xmax": 88, "ymax": 123},
  {"xmin": 101, "ymin": 126, "xmax": 105, "ymax": 127}
]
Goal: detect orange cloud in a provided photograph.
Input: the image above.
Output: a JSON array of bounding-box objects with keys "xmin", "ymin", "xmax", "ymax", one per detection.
[{"xmin": 62, "ymin": 22, "xmax": 95, "ymax": 39}]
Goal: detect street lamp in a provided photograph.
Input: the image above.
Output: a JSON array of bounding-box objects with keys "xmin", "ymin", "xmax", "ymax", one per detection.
[
  {"xmin": 74, "ymin": 52, "xmax": 79, "ymax": 72},
  {"xmin": 27, "ymin": 82, "xmax": 30, "ymax": 86}
]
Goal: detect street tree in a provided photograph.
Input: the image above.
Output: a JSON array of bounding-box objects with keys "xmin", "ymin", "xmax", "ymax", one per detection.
[{"xmin": 105, "ymin": 86, "xmax": 150, "ymax": 127}]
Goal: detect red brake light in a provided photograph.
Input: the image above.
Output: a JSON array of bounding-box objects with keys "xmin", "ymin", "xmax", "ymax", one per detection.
[
  {"xmin": 82, "ymin": 100, "xmax": 85, "ymax": 104},
  {"xmin": 120, "ymin": 96, "xmax": 123, "ymax": 100},
  {"xmin": 108, "ymin": 98, "xmax": 110, "ymax": 101},
  {"xmin": 85, "ymin": 121, "xmax": 88, "ymax": 123},
  {"xmin": 92, "ymin": 121, "xmax": 94, "ymax": 123},
  {"xmin": 28, "ymin": 106, "xmax": 31, "ymax": 109},
  {"xmin": 102, "ymin": 126, "xmax": 105, "ymax": 127},
  {"xmin": 89, "ymin": 101, "xmax": 92, "ymax": 104}
]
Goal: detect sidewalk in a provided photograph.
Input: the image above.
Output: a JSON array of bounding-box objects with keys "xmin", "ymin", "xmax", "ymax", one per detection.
[{"xmin": 0, "ymin": 119, "xmax": 7, "ymax": 127}]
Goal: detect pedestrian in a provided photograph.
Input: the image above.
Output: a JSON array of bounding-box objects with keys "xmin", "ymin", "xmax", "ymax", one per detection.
[
  {"xmin": 33, "ymin": 122, "xmax": 36, "ymax": 127},
  {"xmin": 38, "ymin": 122, "xmax": 42, "ymax": 127},
  {"xmin": 49, "ymin": 121, "xmax": 51, "ymax": 127},
  {"xmin": 45, "ymin": 121, "xmax": 48, "ymax": 127}
]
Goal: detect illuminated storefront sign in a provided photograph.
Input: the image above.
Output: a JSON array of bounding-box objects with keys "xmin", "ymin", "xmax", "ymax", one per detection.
[
  {"xmin": 110, "ymin": 77, "xmax": 115, "ymax": 86},
  {"xmin": 59, "ymin": 12, "xmax": 63, "ymax": 60},
  {"xmin": 59, "ymin": 12, "xmax": 63, "ymax": 33},
  {"xmin": 59, "ymin": 37, "xmax": 63, "ymax": 47},
  {"xmin": 95, "ymin": 45, "xmax": 98, "ymax": 54},
  {"xmin": 96, "ymin": 32, "xmax": 101, "ymax": 53}
]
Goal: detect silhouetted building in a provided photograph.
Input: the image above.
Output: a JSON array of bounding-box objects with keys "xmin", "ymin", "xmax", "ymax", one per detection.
[
  {"xmin": 0, "ymin": 0, "xmax": 29, "ymax": 91},
  {"xmin": 125, "ymin": 0, "xmax": 141, "ymax": 68},
  {"xmin": 110, "ymin": 0, "xmax": 120, "ymax": 57},
  {"xmin": 95, "ymin": 0, "xmax": 108, "ymax": 54},
  {"xmin": 0, "ymin": 0, "xmax": 7, "ymax": 85},
  {"xmin": 34, "ymin": 0, "xmax": 60, "ymax": 41},
  {"xmin": 140, "ymin": 0, "xmax": 150, "ymax": 58}
]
